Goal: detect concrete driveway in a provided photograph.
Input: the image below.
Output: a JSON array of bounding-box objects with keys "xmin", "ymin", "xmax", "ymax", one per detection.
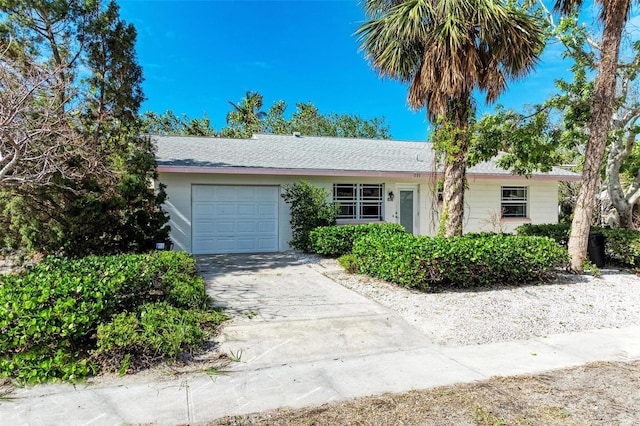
[
  {"xmin": 198, "ymin": 253, "xmax": 430, "ymax": 369},
  {"xmin": 1, "ymin": 253, "xmax": 638, "ymax": 425}
]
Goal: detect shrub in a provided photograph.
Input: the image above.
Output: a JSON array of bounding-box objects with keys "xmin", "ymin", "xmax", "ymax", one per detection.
[
  {"xmin": 515, "ymin": 223, "xmax": 571, "ymax": 246},
  {"xmin": 93, "ymin": 302, "xmax": 225, "ymax": 373},
  {"xmin": 599, "ymin": 227, "xmax": 640, "ymax": 267},
  {"xmin": 515, "ymin": 223, "xmax": 640, "ymax": 268},
  {"xmin": 352, "ymin": 233, "xmax": 567, "ymax": 290},
  {"xmin": 309, "ymin": 223, "xmax": 406, "ymax": 257},
  {"xmin": 338, "ymin": 254, "xmax": 359, "ymax": 273},
  {"xmin": 281, "ymin": 181, "xmax": 339, "ymax": 252},
  {"xmin": 0, "ymin": 251, "xmax": 220, "ymax": 383}
]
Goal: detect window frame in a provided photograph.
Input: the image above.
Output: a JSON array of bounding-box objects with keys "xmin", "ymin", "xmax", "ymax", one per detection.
[
  {"xmin": 501, "ymin": 186, "xmax": 528, "ymax": 219},
  {"xmin": 333, "ymin": 183, "xmax": 384, "ymax": 221}
]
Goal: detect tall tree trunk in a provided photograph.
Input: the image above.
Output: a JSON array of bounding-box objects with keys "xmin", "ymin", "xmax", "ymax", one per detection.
[
  {"xmin": 567, "ymin": 1, "xmax": 628, "ymax": 272},
  {"xmin": 441, "ymin": 99, "xmax": 470, "ymax": 237},
  {"xmin": 442, "ymin": 152, "xmax": 467, "ymax": 236}
]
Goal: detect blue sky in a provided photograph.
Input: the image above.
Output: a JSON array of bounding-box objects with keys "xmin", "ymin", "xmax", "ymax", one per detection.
[{"xmin": 117, "ymin": 0, "xmax": 634, "ymax": 141}]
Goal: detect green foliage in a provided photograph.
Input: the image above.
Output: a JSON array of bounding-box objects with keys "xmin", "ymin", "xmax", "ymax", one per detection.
[
  {"xmin": 221, "ymin": 90, "xmax": 267, "ymax": 138},
  {"xmin": 599, "ymin": 227, "xmax": 640, "ymax": 267},
  {"xmin": 338, "ymin": 254, "xmax": 359, "ymax": 273},
  {"xmin": 94, "ymin": 302, "xmax": 224, "ymax": 373},
  {"xmin": 515, "ymin": 223, "xmax": 640, "ymax": 268},
  {"xmin": 352, "ymin": 233, "xmax": 567, "ymax": 290},
  {"xmin": 309, "ymin": 223, "xmax": 406, "ymax": 257},
  {"xmin": 472, "ymin": 106, "xmax": 567, "ymax": 177},
  {"xmin": 515, "ymin": 223, "xmax": 571, "ymax": 246},
  {"xmin": 0, "ymin": 251, "xmax": 221, "ymax": 383},
  {"xmin": 281, "ymin": 181, "xmax": 339, "ymax": 252},
  {"xmin": 0, "ymin": 1, "xmax": 170, "ymax": 256},
  {"xmin": 140, "ymin": 110, "xmax": 217, "ymax": 136}
]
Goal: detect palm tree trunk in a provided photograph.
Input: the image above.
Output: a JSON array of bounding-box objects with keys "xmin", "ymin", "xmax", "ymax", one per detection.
[
  {"xmin": 441, "ymin": 100, "xmax": 470, "ymax": 237},
  {"xmin": 443, "ymin": 152, "xmax": 467, "ymax": 237},
  {"xmin": 567, "ymin": 1, "xmax": 629, "ymax": 272}
]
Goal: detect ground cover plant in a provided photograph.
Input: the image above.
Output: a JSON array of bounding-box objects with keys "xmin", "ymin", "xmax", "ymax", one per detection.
[
  {"xmin": 351, "ymin": 233, "xmax": 567, "ymax": 290},
  {"xmin": 516, "ymin": 223, "xmax": 640, "ymax": 268},
  {"xmin": 0, "ymin": 251, "xmax": 225, "ymax": 383},
  {"xmin": 309, "ymin": 223, "xmax": 405, "ymax": 257}
]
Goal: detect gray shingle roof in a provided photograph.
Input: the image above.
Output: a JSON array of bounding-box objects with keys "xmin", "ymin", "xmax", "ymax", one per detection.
[{"xmin": 152, "ymin": 133, "xmax": 578, "ymax": 179}]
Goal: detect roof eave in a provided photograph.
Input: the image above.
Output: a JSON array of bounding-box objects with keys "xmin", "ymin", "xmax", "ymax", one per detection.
[{"xmin": 156, "ymin": 165, "xmax": 580, "ymax": 181}]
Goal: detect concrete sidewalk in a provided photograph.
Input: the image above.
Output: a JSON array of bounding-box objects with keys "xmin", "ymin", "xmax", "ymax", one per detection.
[{"xmin": 1, "ymin": 253, "xmax": 639, "ymax": 425}]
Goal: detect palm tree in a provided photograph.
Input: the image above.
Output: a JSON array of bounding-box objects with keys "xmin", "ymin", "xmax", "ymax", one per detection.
[
  {"xmin": 555, "ymin": 0, "xmax": 635, "ymax": 273},
  {"xmin": 357, "ymin": 0, "xmax": 544, "ymax": 236},
  {"xmin": 223, "ymin": 90, "xmax": 267, "ymax": 138}
]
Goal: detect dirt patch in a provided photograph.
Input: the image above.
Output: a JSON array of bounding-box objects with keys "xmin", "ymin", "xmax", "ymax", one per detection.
[{"xmin": 208, "ymin": 360, "xmax": 640, "ymax": 426}]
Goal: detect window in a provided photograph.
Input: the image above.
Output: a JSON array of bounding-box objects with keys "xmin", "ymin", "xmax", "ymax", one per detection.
[
  {"xmin": 501, "ymin": 186, "xmax": 528, "ymax": 218},
  {"xmin": 334, "ymin": 184, "xmax": 383, "ymax": 220}
]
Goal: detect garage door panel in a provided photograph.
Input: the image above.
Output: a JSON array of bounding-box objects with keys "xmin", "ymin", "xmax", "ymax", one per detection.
[
  {"xmin": 213, "ymin": 220, "xmax": 236, "ymax": 233},
  {"xmin": 257, "ymin": 239, "xmax": 277, "ymax": 250},
  {"xmin": 212, "ymin": 238, "xmax": 238, "ymax": 252},
  {"xmin": 257, "ymin": 221, "xmax": 276, "ymax": 233},
  {"xmin": 257, "ymin": 204, "xmax": 277, "ymax": 217},
  {"xmin": 192, "ymin": 185, "xmax": 279, "ymax": 254},
  {"xmin": 236, "ymin": 187, "xmax": 258, "ymax": 201},
  {"xmin": 214, "ymin": 203, "xmax": 237, "ymax": 217},
  {"xmin": 237, "ymin": 221, "xmax": 257, "ymax": 233},
  {"xmin": 237, "ymin": 204, "xmax": 257, "ymax": 217},
  {"xmin": 237, "ymin": 238, "xmax": 258, "ymax": 250}
]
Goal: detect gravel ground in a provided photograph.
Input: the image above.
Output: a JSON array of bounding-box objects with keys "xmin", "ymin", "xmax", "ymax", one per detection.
[{"xmin": 294, "ymin": 253, "xmax": 640, "ymax": 346}]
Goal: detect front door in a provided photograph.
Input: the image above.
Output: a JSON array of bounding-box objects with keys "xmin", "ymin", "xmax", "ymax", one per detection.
[{"xmin": 398, "ymin": 188, "xmax": 417, "ymax": 235}]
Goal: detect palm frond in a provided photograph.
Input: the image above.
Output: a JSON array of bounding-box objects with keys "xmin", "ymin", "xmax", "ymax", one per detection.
[
  {"xmin": 553, "ymin": 0, "xmax": 581, "ymax": 16},
  {"xmin": 358, "ymin": 0, "xmax": 545, "ymax": 120}
]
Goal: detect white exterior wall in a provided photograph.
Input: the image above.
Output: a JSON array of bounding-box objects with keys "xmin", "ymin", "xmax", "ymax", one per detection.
[
  {"xmin": 464, "ymin": 177, "xmax": 559, "ymax": 233},
  {"xmin": 158, "ymin": 172, "xmax": 560, "ymax": 253}
]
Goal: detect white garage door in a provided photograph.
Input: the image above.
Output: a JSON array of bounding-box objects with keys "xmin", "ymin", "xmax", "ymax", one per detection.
[{"xmin": 192, "ymin": 185, "xmax": 279, "ymax": 254}]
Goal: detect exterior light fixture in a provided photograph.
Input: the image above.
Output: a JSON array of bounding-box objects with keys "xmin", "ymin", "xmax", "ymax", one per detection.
[{"xmin": 387, "ymin": 191, "xmax": 394, "ymax": 201}]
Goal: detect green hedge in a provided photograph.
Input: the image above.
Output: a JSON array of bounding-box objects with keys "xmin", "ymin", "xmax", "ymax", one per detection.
[
  {"xmin": 515, "ymin": 223, "xmax": 640, "ymax": 267},
  {"xmin": 600, "ymin": 227, "xmax": 640, "ymax": 267},
  {"xmin": 0, "ymin": 251, "xmax": 222, "ymax": 383},
  {"xmin": 352, "ymin": 233, "xmax": 567, "ymax": 290},
  {"xmin": 515, "ymin": 223, "xmax": 571, "ymax": 246},
  {"xmin": 309, "ymin": 223, "xmax": 406, "ymax": 257}
]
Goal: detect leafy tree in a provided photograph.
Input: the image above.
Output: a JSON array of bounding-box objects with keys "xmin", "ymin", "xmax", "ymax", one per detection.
[
  {"xmin": 550, "ymin": 0, "xmax": 636, "ymax": 272},
  {"xmin": 155, "ymin": 92, "xmax": 392, "ymax": 139},
  {"xmin": 356, "ymin": 0, "xmax": 544, "ymax": 237},
  {"xmin": 476, "ymin": 6, "xmax": 640, "ymax": 234},
  {"xmin": 0, "ymin": 0, "xmax": 169, "ymax": 256},
  {"xmin": 0, "ymin": 0, "xmax": 89, "ymax": 185},
  {"xmin": 140, "ymin": 110, "xmax": 217, "ymax": 136}
]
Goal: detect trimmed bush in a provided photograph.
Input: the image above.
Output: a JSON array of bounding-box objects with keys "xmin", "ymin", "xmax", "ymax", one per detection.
[
  {"xmin": 515, "ymin": 223, "xmax": 571, "ymax": 246},
  {"xmin": 515, "ymin": 223, "xmax": 640, "ymax": 268},
  {"xmin": 0, "ymin": 251, "xmax": 223, "ymax": 383},
  {"xmin": 352, "ymin": 233, "xmax": 567, "ymax": 290},
  {"xmin": 309, "ymin": 223, "xmax": 406, "ymax": 257}
]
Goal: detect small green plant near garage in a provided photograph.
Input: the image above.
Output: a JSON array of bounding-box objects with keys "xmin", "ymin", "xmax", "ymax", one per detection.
[
  {"xmin": 352, "ymin": 233, "xmax": 567, "ymax": 290},
  {"xmin": 338, "ymin": 254, "xmax": 359, "ymax": 273},
  {"xmin": 516, "ymin": 223, "xmax": 640, "ymax": 268},
  {"xmin": 310, "ymin": 222, "xmax": 406, "ymax": 257},
  {"xmin": 281, "ymin": 181, "xmax": 339, "ymax": 252},
  {"xmin": 0, "ymin": 251, "xmax": 225, "ymax": 384}
]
